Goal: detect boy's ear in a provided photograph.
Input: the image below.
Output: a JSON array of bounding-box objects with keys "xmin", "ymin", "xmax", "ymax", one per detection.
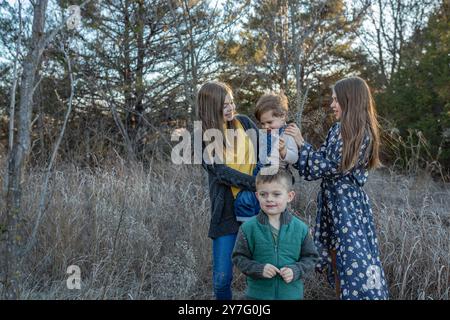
[{"xmin": 287, "ymin": 190, "xmax": 295, "ymax": 203}]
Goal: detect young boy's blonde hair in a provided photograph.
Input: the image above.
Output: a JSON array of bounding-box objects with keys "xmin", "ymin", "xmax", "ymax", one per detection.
[
  {"xmin": 254, "ymin": 91, "xmax": 289, "ymax": 121},
  {"xmin": 255, "ymin": 168, "xmax": 294, "ymax": 191}
]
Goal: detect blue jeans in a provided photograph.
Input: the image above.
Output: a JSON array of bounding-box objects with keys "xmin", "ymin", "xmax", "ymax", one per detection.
[{"xmin": 212, "ymin": 233, "xmax": 237, "ymax": 300}]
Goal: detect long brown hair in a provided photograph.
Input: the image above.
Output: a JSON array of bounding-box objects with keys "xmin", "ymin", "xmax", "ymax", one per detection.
[
  {"xmin": 197, "ymin": 81, "xmax": 234, "ymax": 148},
  {"xmin": 333, "ymin": 77, "xmax": 381, "ymax": 171}
]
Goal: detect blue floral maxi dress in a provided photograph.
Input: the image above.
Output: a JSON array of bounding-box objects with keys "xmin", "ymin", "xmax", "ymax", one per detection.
[{"xmin": 294, "ymin": 123, "xmax": 389, "ymax": 300}]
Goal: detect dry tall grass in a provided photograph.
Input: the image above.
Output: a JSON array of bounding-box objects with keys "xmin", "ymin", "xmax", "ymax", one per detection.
[{"xmin": 0, "ymin": 158, "xmax": 449, "ymax": 299}]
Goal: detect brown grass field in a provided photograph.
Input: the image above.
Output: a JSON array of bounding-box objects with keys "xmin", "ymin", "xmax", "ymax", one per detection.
[{"xmin": 1, "ymin": 155, "xmax": 449, "ymax": 300}]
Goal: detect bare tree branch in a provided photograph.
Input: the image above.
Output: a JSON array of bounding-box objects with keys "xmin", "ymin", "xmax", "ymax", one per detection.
[
  {"xmin": 23, "ymin": 43, "xmax": 76, "ymax": 256},
  {"xmin": 8, "ymin": 0, "xmax": 22, "ymax": 153}
]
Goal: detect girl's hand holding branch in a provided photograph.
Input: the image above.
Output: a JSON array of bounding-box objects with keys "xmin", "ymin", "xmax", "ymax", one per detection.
[{"xmin": 284, "ymin": 124, "xmax": 304, "ymax": 148}]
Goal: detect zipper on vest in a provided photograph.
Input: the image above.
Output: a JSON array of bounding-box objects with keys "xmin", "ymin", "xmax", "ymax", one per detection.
[
  {"xmin": 268, "ymin": 222, "xmax": 281, "ymax": 299},
  {"xmin": 274, "ymin": 226, "xmax": 280, "ymax": 299},
  {"xmin": 275, "ymin": 243, "xmax": 279, "ymax": 299}
]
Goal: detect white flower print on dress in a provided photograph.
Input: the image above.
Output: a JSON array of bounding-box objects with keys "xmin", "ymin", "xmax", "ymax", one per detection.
[{"xmin": 294, "ymin": 122, "xmax": 389, "ymax": 300}]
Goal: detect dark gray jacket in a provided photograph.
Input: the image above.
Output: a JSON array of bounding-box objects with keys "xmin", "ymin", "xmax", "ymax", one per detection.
[{"xmin": 202, "ymin": 114, "xmax": 259, "ymax": 239}]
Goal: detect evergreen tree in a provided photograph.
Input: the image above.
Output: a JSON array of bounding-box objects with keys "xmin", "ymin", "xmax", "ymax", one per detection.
[{"xmin": 376, "ymin": 2, "xmax": 450, "ymax": 169}]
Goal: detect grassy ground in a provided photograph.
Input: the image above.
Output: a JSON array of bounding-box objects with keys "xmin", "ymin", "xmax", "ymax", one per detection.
[{"xmin": 1, "ymin": 158, "xmax": 449, "ymax": 299}]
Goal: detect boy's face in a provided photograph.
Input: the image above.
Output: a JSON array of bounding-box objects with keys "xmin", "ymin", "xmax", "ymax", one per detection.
[
  {"xmin": 259, "ymin": 110, "xmax": 286, "ymax": 130},
  {"xmin": 255, "ymin": 180, "xmax": 295, "ymax": 216}
]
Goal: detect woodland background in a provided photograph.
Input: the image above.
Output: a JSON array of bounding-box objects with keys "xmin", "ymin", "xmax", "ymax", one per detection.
[{"xmin": 0, "ymin": 0, "xmax": 449, "ymax": 299}]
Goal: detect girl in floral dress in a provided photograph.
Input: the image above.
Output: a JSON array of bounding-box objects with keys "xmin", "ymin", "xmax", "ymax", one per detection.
[{"xmin": 284, "ymin": 76, "xmax": 389, "ymax": 300}]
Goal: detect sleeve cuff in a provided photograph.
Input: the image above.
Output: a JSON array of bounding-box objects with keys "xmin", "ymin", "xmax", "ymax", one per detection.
[
  {"xmin": 294, "ymin": 142, "xmax": 312, "ymax": 174},
  {"xmin": 252, "ymin": 263, "xmax": 267, "ymax": 279}
]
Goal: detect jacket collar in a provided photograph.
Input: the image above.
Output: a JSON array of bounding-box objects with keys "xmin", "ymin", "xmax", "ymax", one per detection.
[{"xmin": 256, "ymin": 208, "xmax": 292, "ymax": 225}]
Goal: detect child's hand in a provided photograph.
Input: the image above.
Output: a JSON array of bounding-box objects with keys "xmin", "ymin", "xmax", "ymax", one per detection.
[
  {"xmin": 263, "ymin": 264, "xmax": 280, "ymax": 279},
  {"xmin": 284, "ymin": 124, "xmax": 304, "ymax": 148},
  {"xmin": 279, "ymin": 138, "xmax": 287, "ymax": 159},
  {"xmin": 280, "ymin": 267, "xmax": 294, "ymax": 283}
]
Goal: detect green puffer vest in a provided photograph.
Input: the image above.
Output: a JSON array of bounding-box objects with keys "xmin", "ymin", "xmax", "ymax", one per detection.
[{"xmin": 241, "ymin": 213, "xmax": 308, "ymax": 300}]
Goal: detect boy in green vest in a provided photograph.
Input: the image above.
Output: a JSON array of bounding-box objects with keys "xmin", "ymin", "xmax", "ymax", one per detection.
[{"xmin": 232, "ymin": 168, "xmax": 319, "ymax": 300}]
